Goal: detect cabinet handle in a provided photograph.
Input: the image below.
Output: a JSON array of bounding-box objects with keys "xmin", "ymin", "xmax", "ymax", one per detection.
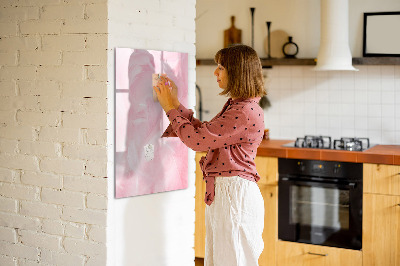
[{"xmin": 307, "ymin": 252, "xmax": 328, "ymax": 256}]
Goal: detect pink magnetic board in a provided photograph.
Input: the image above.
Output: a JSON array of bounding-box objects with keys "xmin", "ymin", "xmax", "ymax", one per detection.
[{"xmin": 115, "ymin": 48, "xmax": 189, "ymax": 198}]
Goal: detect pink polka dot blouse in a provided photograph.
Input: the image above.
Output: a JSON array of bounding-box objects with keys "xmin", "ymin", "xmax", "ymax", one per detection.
[{"xmin": 162, "ymin": 97, "xmax": 265, "ymax": 205}]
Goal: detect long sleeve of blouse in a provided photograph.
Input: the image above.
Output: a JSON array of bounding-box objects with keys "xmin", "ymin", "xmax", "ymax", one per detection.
[
  {"xmin": 165, "ymin": 103, "xmax": 249, "ymax": 152},
  {"xmin": 161, "ymin": 104, "xmax": 202, "ymax": 138}
]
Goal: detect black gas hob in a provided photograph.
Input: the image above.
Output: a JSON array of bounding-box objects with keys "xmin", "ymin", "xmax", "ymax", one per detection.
[{"xmin": 282, "ymin": 135, "xmax": 374, "ymax": 151}]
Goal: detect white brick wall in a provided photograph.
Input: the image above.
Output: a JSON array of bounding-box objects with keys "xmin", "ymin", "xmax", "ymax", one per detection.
[{"xmin": 0, "ymin": 0, "xmax": 108, "ymax": 265}]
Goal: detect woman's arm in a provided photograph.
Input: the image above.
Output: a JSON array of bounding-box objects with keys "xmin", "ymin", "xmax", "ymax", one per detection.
[
  {"xmin": 155, "ymin": 76, "xmax": 202, "ymax": 137},
  {"xmin": 165, "ymin": 107, "xmax": 248, "ymax": 152}
]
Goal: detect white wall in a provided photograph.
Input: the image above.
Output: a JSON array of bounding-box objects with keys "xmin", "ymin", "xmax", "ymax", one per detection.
[
  {"xmin": 197, "ymin": 0, "xmax": 400, "ymax": 58},
  {"xmin": 107, "ymin": 1, "xmax": 197, "ymax": 266},
  {"xmin": 196, "ymin": 0, "xmax": 400, "ymax": 145}
]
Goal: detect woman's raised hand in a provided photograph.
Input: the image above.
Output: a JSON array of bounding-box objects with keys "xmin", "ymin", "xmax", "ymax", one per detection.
[
  {"xmin": 153, "ymin": 76, "xmax": 175, "ymax": 113},
  {"xmin": 164, "ymin": 76, "xmax": 180, "ymax": 109}
]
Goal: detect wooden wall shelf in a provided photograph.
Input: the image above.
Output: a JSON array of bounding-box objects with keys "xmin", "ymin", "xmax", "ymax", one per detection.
[{"xmin": 196, "ymin": 57, "xmax": 400, "ymax": 67}]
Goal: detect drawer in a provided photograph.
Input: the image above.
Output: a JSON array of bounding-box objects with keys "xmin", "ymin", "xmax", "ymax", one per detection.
[{"xmin": 276, "ymin": 241, "xmax": 362, "ymax": 266}]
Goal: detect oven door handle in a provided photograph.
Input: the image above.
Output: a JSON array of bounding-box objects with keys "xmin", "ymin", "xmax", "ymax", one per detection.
[{"xmin": 280, "ymin": 177, "xmax": 357, "ymax": 189}]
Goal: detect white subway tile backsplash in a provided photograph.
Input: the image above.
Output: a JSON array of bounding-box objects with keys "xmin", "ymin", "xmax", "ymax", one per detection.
[
  {"xmin": 280, "ymin": 114, "xmax": 292, "ymax": 127},
  {"xmin": 381, "ymin": 66, "xmax": 395, "ymax": 77},
  {"xmin": 328, "ymin": 88, "xmax": 342, "ymax": 103},
  {"xmin": 329, "ymin": 103, "xmax": 341, "ymax": 116},
  {"xmin": 382, "ymin": 131, "xmax": 396, "ymax": 144},
  {"xmin": 341, "ymin": 104, "xmax": 355, "ymax": 116},
  {"xmin": 341, "ymin": 89, "xmax": 354, "ymax": 104},
  {"xmin": 304, "ymin": 89, "xmax": 316, "ymax": 103},
  {"xmin": 342, "ymin": 117, "xmax": 355, "ymax": 129},
  {"xmin": 368, "ymin": 129, "xmax": 382, "ymax": 143},
  {"xmin": 316, "ymin": 115, "xmax": 330, "ymax": 128},
  {"xmin": 316, "ymin": 77, "xmax": 329, "ymax": 90},
  {"xmin": 395, "ymin": 66, "xmax": 400, "ymax": 78},
  {"xmin": 329, "ymin": 116, "xmax": 342, "ymax": 129},
  {"xmin": 291, "ymin": 67, "xmax": 303, "ymax": 78},
  {"xmin": 396, "ymin": 105, "xmax": 400, "ymax": 117},
  {"xmin": 279, "ymin": 77, "xmax": 291, "ymax": 89},
  {"xmin": 382, "ymin": 90, "xmax": 395, "ymax": 104},
  {"xmin": 316, "ymin": 103, "xmax": 329, "ymax": 116},
  {"xmin": 367, "ymin": 77, "xmax": 381, "ymax": 91},
  {"xmin": 368, "ymin": 117, "xmax": 382, "ymax": 131},
  {"xmin": 304, "ymin": 102, "xmax": 316, "ymax": 115},
  {"xmin": 196, "ymin": 65, "xmax": 400, "ymax": 144},
  {"xmin": 367, "ymin": 104, "xmax": 382, "ymax": 118},
  {"xmin": 291, "ymin": 77, "xmax": 304, "ymax": 90},
  {"xmin": 342, "ymin": 128, "xmax": 355, "ymax": 137},
  {"xmin": 355, "ymin": 104, "xmax": 368, "ymax": 117},
  {"xmin": 396, "ymin": 88, "xmax": 400, "ymax": 104},
  {"xmin": 355, "ymin": 116, "xmax": 368, "ymax": 130},
  {"xmin": 367, "ymin": 91, "xmax": 381, "ymax": 104},
  {"xmin": 316, "ymin": 89, "xmax": 329, "ymax": 103},
  {"xmin": 355, "ymin": 89, "xmax": 368, "ymax": 104},
  {"xmin": 354, "ymin": 74, "xmax": 368, "ymax": 91},
  {"xmin": 277, "ymin": 67, "xmax": 292, "ymax": 78},
  {"xmin": 382, "ymin": 105, "xmax": 395, "ymax": 118},
  {"xmin": 382, "ymin": 78, "xmax": 395, "ymax": 91},
  {"xmin": 382, "ymin": 117, "xmax": 396, "ymax": 131}
]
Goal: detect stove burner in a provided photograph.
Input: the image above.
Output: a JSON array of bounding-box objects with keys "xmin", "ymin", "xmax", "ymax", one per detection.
[
  {"xmin": 286, "ymin": 136, "xmax": 372, "ymax": 151},
  {"xmin": 295, "ymin": 135, "xmax": 332, "ymax": 149},
  {"xmin": 333, "ymin": 137, "xmax": 370, "ymax": 151}
]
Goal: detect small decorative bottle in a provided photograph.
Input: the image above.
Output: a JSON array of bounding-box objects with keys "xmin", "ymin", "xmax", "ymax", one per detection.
[{"xmin": 282, "ymin": 36, "xmax": 299, "ymax": 58}]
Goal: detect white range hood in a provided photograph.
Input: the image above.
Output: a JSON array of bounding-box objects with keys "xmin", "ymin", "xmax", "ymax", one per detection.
[{"xmin": 314, "ymin": 0, "xmax": 358, "ymax": 71}]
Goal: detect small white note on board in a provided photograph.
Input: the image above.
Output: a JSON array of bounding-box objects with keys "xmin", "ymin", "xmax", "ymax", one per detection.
[{"xmin": 144, "ymin": 144, "xmax": 154, "ymax": 161}]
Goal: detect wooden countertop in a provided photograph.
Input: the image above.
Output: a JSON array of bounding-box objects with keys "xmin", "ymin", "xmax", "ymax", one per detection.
[{"xmin": 257, "ymin": 139, "xmax": 400, "ymax": 165}]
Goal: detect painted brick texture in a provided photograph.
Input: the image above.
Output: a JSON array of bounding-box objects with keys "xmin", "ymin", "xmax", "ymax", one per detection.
[{"xmin": 0, "ymin": 0, "xmax": 108, "ymax": 265}]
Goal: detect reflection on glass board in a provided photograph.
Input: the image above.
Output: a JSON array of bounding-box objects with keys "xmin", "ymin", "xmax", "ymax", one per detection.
[{"xmin": 115, "ymin": 48, "xmax": 189, "ymax": 198}]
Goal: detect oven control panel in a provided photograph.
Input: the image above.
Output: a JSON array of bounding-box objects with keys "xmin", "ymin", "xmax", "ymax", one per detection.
[{"xmin": 281, "ymin": 158, "xmax": 362, "ymax": 180}]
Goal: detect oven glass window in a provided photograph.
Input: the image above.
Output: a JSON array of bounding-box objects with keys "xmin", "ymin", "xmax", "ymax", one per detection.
[{"xmin": 290, "ymin": 186, "xmax": 349, "ymax": 230}]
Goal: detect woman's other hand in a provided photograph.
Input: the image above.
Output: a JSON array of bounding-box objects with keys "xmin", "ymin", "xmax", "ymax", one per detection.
[{"xmin": 153, "ymin": 77, "xmax": 175, "ymax": 113}]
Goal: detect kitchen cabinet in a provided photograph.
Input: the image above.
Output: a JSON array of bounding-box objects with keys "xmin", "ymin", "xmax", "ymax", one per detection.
[
  {"xmin": 363, "ymin": 163, "xmax": 400, "ymax": 196},
  {"xmin": 363, "ymin": 163, "xmax": 400, "ymax": 266},
  {"xmin": 276, "ymin": 241, "xmax": 362, "ymax": 266},
  {"xmin": 194, "ymin": 154, "xmax": 279, "ymax": 266},
  {"xmin": 259, "ymin": 184, "xmax": 278, "ymax": 266},
  {"xmin": 256, "ymin": 157, "xmax": 278, "ymax": 266},
  {"xmin": 254, "ymin": 156, "xmax": 278, "ymax": 186},
  {"xmin": 195, "ymin": 152, "xmax": 207, "ymax": 258}
]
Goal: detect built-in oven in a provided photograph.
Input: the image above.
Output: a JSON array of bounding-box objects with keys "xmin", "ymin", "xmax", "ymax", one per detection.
[{"xmin": 278, "ymin": 158, "xmax": 363, "ymax": 250}]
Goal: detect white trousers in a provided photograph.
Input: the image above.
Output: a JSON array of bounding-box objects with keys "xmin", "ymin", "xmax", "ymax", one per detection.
[{"xmin": 205, "ymin": 176, "xmax": 265, "ymax": 266}]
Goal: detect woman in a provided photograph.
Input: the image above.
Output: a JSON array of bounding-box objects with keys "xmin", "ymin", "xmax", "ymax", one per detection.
[{"xmin": 153, "ymin": 44, "xmax": 266, "ymax": 266}]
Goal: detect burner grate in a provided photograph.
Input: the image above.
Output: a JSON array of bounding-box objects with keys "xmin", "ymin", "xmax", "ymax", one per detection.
[
  {"xmin": 295, "ymin": 135, "xmax": 332, "ymax": 149},
  {"xmin": 333, "ymin": 137, "xmax": 370, "ymax": 151}
]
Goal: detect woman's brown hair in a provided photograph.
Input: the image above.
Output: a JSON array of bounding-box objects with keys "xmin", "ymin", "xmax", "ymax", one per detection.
[{"xmin": 214, "ymin": 44, "xmax": 266, "ymax": 99}]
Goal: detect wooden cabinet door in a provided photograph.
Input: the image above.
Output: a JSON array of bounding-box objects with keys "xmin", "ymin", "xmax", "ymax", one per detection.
[
  {"xmin": 364, "ymin": 164, "xmax": 400, "ymax": 196},
  {"xmin": 276, "ymin": 241, "xmax": 362, "ymax": 266},
  {"xmin": 259, "ymin": 185, "xmax": 278, "ymax": 266},
  {"xmin": 363, "ymin": 193, "xmax": 400, "ymax": 266},
  {"xmin": 195, "ymin": 152, "xmax": 207, "ymax": 258},
  {"xmin": 255, "ymin": 156, "xmax": 278, "ymax": 186}
]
